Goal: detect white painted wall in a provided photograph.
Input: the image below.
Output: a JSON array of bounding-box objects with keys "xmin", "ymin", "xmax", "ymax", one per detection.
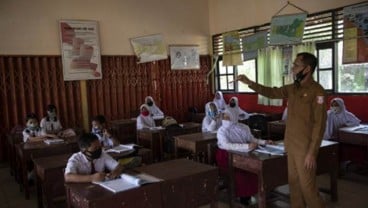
[{"xmin": 0, "ymin": 0, "xmax": 210, "ymax": 55}]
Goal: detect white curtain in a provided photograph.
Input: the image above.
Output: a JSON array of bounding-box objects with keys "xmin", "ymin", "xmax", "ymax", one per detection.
[{"xmin": 257, "ymin": 46, "xmax": 283, "ymax": 106}]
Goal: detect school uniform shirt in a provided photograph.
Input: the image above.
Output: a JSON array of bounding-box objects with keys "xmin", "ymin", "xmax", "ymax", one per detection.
[
  {"xmin": 64, "ymin": 151, "xmax": 118, "ymax": 175},
  {"xmin": 202, "ymin": 102, "xmax": 222, "ymax": 132},
  {"xmin": 213, "ymin": 91, "xmax": 227, "ymax": 112},
  {"xmin": 100, "ymin": 136, "xmax": 115, "ymax": 148},
  {"xmin": 40, "ymin": 116, "xmax": 63, "ymax": 133},
  {"xmin": 145, "ymin": 96, "xmax": 164, "ymax": 117},
  {"xmin": 282, "ymin": 107, "xmax": 288, "ymax": 121},
  {"xmin": 323, "ymin": 98, "xmax": 360, "ymax": 140},
  {"xmin": 22, "ymin": 127, "xmax": 46, "ymax": 142},
  {"xmin": 217, "ymin": 120, "xmax": 266, "ymax": 151},
  {"xmin": 136, "ymin": 114, "xmax": 156, "ymax": 130},
  {"xmin": 226, "ymin": 97, "xmax": 250, "ymax": 122}
]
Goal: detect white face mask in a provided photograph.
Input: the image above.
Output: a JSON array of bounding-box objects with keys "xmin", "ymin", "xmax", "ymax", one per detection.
[
  {"xmin": 222, "ymin": 120, "xmax": 232, "ymax": 128},
  {"xmin": 331, "ymin": 106, "xmax": 341, "ymax": 114}
]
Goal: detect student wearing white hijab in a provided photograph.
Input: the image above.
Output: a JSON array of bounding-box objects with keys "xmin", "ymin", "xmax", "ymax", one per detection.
[
  {"xmin": 227, "ymin": 97, "xmax": 250, "ymax": 122},
  {"xmin": 145, "ymin": 96, "xmax": 164, "ymax": 118},
  {"xmin": 213, "ymin": 91, "xmax": 227, "ymax": 112},
  {"xmin": 216, "ymin": 109, "xmax": 272, "ymax": 205},
  {"xmin": 136, "ymin": 104, "xmax": 156, "ymax": 130},
  {"xmin": 202, "ymin": 102, "xmax": 222, "ymax": 132},
  {"xmin": 323, "ymin": 97, "xmax": 360, "ymax": 140}
]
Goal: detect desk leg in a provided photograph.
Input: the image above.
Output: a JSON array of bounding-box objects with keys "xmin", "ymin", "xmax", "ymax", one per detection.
[
  {"xmin": 228, "ymin": 153, "xmax": 234, "ymax": 208},
  {"xmin": 257, "ymin": 175, "xmax": 266, "ymax": 208},
  {"xmin": 330, "ymin": 170, "xmax": 338, "ymax": 202},
  {"xmin": 22, "ymin": 159, "xmax": 30, "ymax": 199},
  {"xmin": 35, "ymin": 174, "xmax": 43, "ymax": 208}
]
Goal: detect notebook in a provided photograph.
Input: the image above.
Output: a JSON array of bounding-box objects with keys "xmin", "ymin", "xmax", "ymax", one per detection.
[
  {"xmin": 93, "ymin": 173, "xmax": 161, "ymax": 193},
  {"xmin": 43, "ymin": 138, "xmax": 65, "ymax": 145},
  {"xmin": 255, "ymin": 144, "xmax": 285, "ymax": 155},
  {"xmin": 104, "ymin": 144, "xmax": 136, "ymax": 154}
]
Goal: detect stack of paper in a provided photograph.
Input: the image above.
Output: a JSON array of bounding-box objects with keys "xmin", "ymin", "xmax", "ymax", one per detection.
[
  {"xmin": 255, "ymin": 144, "xmax": 285, "ymax": 155},
  {"xmin": 105, "ymin": 144, "xmax": 135, "ymax": 153}
]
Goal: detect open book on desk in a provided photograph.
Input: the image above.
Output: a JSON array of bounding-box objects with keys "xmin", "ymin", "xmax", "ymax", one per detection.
[
  {"xmin": 105, "ymin": 144, "xmax": 137, "ymax": 154},
  {"xmin": 43, "ymin": 138, "xmax": 65, "ymax": 145},
  {"xmin": 255, "ymin": 144, "xmax": 285, "ymax": 155},
  {"xmin": 93, "ymin": 173, "xmax": 162, "ymax": 193}
]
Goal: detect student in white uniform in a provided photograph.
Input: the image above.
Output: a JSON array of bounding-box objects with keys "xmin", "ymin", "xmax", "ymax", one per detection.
[
  {"xmin": 202, "ymin": 102, "xmax": 222, "ymax": 132},
  {"xmin": 323, "ymin": 97, "xmax": 361, "ymax": 140},
  {"xmin": 23, "ymin": 113, "xmax": 56, "ymax": 143},
  {"xmin": 145, "ymin": 96, "xmax": 164, "ymax": 118},
  {"xmin": 213, "ymin": 91, "xmax": 226, "ymax": 112},
  {"xmin": 227, "ymin": 97, "xmax": 250, "ymax": 121},
  {"xmin": 91, "ymin": 115, "xmax": 106, "ymax": 143},
  {"xmin": 64, "ymin": 133, "xmax": 124, "ymax": 182},
  {"xmin": 136, "ymin": 104, "xmax": 156, "ymax": 130},
  {"xmin": 40, "ymin": 104, "xmax": 63, "ymax": 134},
  {"xmin": 216, "ymin": 109, "xmax": 273, "ymax": 205}
]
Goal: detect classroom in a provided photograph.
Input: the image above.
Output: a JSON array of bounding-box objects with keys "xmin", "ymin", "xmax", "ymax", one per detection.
[{"xmin": 1, "ymin": 0, "xmax": 368, "ymax": 207}]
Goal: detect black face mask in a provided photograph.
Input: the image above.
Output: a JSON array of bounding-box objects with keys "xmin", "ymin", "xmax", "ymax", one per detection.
[
  {"xmin": 229, "ymin": 102, "xmax": 236, "ymax": 108},
  {"xmin": 294, "ymin": 66, "xmax": 307, "ymax": 87},
  {"xmin": 147, "ymin": 101, "xmax": 153, "ymax": 106},
  {"xmin": 86, "ymin": 148, "xmax": 102, "ymax": 160}
]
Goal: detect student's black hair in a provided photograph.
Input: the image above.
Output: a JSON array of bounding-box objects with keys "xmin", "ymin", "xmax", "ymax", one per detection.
[
  {"xmin": 92, "ymin": 115, "xmax": 106, "ymax": 124},
  {"xmin": 297, "ymin": 52, "xmax": 318, "ymax": 73},
  {"xmin": 46, "ymin": 104, "xmax": 57, "ymax": 112},
  {"xmin": 78, "ymin": 133, "xmax": 99, "ymax": 150},
  {"xmin": 26, "ymin": 113, "xmax": 38, "ymax": 122}
]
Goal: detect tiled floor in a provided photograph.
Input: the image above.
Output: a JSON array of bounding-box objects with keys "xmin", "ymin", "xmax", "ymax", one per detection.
[{"xmin": 1, "ymin": 162, "xmax": 368, "ymax": 208}]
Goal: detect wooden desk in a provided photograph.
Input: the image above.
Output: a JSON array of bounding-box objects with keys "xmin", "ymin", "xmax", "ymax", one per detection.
[
  {"xmin": 228, "ymin": 141, "xmax": 338, "ymax": 208},
  {"xmin": 174, "ymin": 132, "xmax": 217, "ymax": 163},
  {"xmin": 137, "ymin": 122, "xmax": 201, "ymax": 161},
  {"xmin": 267, "ymin": 120, "xmax": 286, "ymax": 140},
  {"xmin": 33, "ymin": 148, "xmax": 152, "ymax": 208},
  {"xmin": 337, "ymin": 125, "xmax": 368, "ymax": 163},
  {"xmin": 136, "ymin": 159, "xmax": 218, "ymax": 208},
  {"xmin": 65, "ymin": 182, "xmax": 162, "ymax": 208},
  {"xmin": 33, "ymin": 153, "xmax": 72, "ymax": 208},
  {"xmin": 110, "ymin": 119, "xmax": 137, "ymax": 144},
  {"xmin": 15, "ymin": 137, "xmax": 78, "ymax": 199}
]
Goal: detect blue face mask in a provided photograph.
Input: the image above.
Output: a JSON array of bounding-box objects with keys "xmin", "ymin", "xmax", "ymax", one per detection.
[{"xmin": 208, "ymin": 111, "xmax": 217, "ymax": 118}]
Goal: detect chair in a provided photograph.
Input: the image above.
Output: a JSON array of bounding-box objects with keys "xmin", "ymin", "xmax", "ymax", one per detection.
[{"xmin": 247, "ymin": 114, "xmax": 268, "ymax": 138}]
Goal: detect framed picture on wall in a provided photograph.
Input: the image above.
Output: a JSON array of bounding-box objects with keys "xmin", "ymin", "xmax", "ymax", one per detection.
[
  {"xmin": 59, "ymin": 20, "xmax": 102, "ymax": 81},
  {"xmin": 169, "ymin": 45, "xmax": 200, "ymax": 70}
]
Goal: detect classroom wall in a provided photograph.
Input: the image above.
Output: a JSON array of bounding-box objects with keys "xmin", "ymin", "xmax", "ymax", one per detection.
[
  {"xmin": 0, "ymin": 0, "xmax": 210, "ymax": 55},
  {"xmin": 208, "ymin": 0, "xmax": 365, "ymax": 35}
]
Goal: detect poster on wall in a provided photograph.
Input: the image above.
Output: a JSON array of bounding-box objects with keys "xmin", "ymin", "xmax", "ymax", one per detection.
[
  {"xmin": 343, "ymin": 2, "xmax": 368, "ymax": 64},
  {"xmin": 242, "ymin": 31, "xmax": 268, "ymax": 60},
  {"xmin": 59, "ymin": 20, "xmax": 102, "ymax": 81},
  {"xmin": 169, "ymin": 45, "xmax": 199, "ymax": 70},
  {"xmin": 269, "ymin": 13, "xmax": 307, "ymax": 45},
  {"xmin": 130, "ymin": 34, "xmax": 168, "ymax": 64}
]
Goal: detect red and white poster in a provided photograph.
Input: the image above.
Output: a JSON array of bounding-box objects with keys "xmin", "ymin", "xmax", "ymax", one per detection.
[{"xmin": 59, "ymin": 20, "xmax": 102, "ymax": 81}]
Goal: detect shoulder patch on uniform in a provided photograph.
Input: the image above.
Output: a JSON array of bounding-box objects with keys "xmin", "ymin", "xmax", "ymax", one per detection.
[{"xmin": 317, "ymin": 96, "xmax": 324, "ymax": 104}]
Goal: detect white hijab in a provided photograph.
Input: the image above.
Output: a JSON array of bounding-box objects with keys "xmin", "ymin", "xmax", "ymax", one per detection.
[
  {"xmin": 213, "ymin": 91, "xmax": 226, "ymax": 112},
  {"xmin": 136, "ymin": 104, "xmax": 156, "ymax": 129},
  {"xmin": 226, "ymin": 97, "xmax": 249, "ymax": 121},
  {"xmin": 145, "ymin": 96, "xmax": 164, "ymax": 117},
  {"xmin": 202, "ymin": 102, "xmax": 222, "ymax": 132},
  {"xmin": 323, "ymin": 98, "xmax": 360, "ymax": 139}
]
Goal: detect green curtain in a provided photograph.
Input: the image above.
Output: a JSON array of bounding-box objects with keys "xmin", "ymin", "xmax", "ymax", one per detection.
[{"xmin": 257, "ymin": 46, "xmax": 283, "ymax": 106}]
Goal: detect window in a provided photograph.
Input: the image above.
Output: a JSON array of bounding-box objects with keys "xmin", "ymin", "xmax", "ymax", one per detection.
[
  {"xmin": 316, "ymin": 42, "xmax": 335, "ymax": 91},
  {"xmin": 213, "ymin": 2, "xmax": 368, "ymax": 94},
  {"xmin": 216, "ymin": 59, "xmax": 256, "ymax": 92},
  {"xmin": 337, "ymin": 41, "xmax": 368, "ymax": 93}
]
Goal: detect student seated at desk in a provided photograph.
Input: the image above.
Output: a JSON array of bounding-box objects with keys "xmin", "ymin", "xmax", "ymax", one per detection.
[
  {"xmin": 40, "ymin": 104, "xmax": 76, "ymax": 137},
  {"xmin": 216, "ymin": 109, "xmax": 272, "ymax": 205},
  {"xmin": 227, "ymin": 97, "xmax": 250, "ymax": 121},
  {"xmin": 323, "ymin": 97, "xmax": 361, "ymax": 140},
  {"xmin": 136, "ymin": 104, "xmax": 156, "ymax": 130},
  {"xmin": 90, "ymin": 115, "xmax": 116, "ymax": 147},
  {"xmin": 145, "ymin": 96, "xmax": 164, "ymax": 118},
  {"xmin": 213, "ymin": 91, "xmax": 227, "ymax": 112},
  {"xmin": 64, "ymin": 133, "xmax": 124, "ymax": 183},
  {"xmin": 23, "ymin": 113, "xmax": 57, "ymax": 143},
  {"xmin": 202, "ymin": 102, "xmax": 222, "ymax": 132}
]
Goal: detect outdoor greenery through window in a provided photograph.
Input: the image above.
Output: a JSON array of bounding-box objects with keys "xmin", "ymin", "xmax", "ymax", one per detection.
[{"xmin": 213, "ymin": 2, "xmax": 368, "ymax": 94}]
